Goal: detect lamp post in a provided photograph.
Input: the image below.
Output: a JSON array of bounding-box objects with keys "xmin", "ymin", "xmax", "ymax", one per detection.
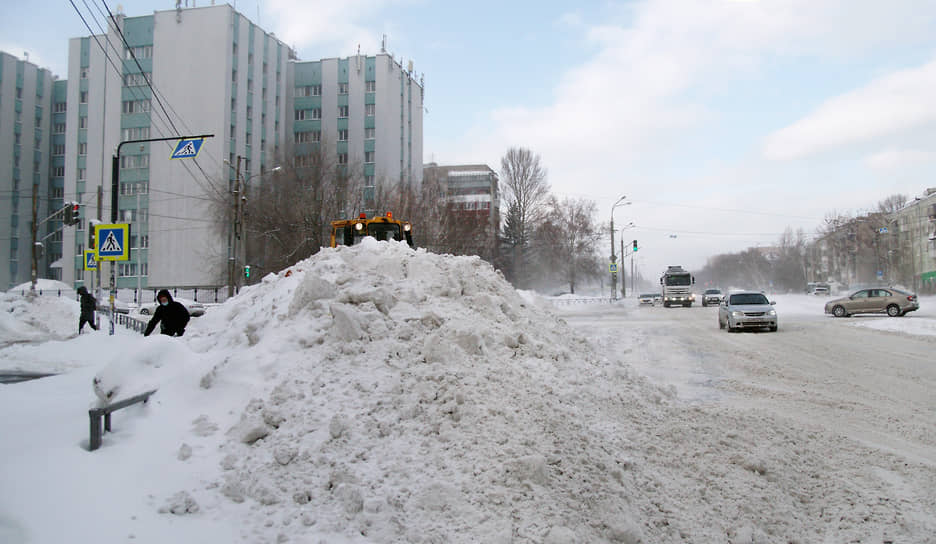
[
  {"xmin": 224, "ymin": 158, "xmax": 281, "ymax": 292},
  {"xmin": 609, "ymin": 196, "xmax": 630, "ymax": 300}
]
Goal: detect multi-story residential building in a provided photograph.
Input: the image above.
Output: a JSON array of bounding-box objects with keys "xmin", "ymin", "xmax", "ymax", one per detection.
[
  {"xmin": 422, "ymin": 163, "xmax": 499, "ymax": 262},
  {"xmin": 61, "ymin": 4, "xmax": 293, "ymax": 293},
  {"xmin": 290, "ymin": 50, "xmax": 424, "ymax": 212},
  {"xmin": 805, "ymin": 188, "xmax": 936, "ymax": 293},
  {"xmin": 0, "ymin": 52, "xmax": 60, "ymax": 289}
]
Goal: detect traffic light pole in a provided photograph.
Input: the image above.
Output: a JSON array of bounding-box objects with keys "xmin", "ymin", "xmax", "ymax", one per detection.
[{"xmin": 111, "ymin": 134, "xmax": 213, "ymax": 334}]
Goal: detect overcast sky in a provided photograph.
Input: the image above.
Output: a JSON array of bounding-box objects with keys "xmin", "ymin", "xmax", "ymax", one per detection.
[{"xmin": 3, "ymin": 0, "xmax": 936, "ymax": 278}]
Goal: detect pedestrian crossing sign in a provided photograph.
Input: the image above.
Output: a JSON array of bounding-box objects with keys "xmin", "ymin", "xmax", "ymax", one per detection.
[
  {"xmin": 170, "ymin": 137, "xmax": 205, "ymax": 160},
  {"xmin": 84, "ymin": 250, "xmax": 98, "ymax": 271},
  {"xmin": 95, "ymin": 223, "xmax": 130, "ymax": 261}
]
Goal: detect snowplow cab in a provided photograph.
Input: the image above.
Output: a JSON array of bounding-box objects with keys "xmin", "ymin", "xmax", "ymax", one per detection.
[{"xmin": 330, "ymin": 212, "xmax": 414, "ymax": 248}]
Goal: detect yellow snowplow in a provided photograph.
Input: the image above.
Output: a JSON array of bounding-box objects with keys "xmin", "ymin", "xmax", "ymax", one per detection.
[{"xmin": 330, "ymin": 212, "xmax": 414, "ymax": 248}]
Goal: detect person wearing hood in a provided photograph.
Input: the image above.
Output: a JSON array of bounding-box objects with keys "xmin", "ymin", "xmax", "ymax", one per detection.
[
  {"xmin": 143, "ymin": 289, "xmax": 190, "ymax": 337},
  {"xmin": 77, "ymin": 286, "xmax": 98, "ymax": 333}
]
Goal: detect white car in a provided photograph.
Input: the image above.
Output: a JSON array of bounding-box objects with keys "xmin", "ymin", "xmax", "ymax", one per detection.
[
  {"xmin": 718, "ymin": 291, "xmax": 778, "ymax": 332},
  {"xmin": 138, "ymin": 297, "xmax": 206, "ymax": 317}
]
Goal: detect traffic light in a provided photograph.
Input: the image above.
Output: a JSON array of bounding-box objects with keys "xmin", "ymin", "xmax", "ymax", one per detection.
[
  {"xmin": 63, "ymin": 202, "xmax": 80, "ymax": 225},
  {"xmin": 243, "ymin": 265, "xmax": 251, "ymax": 279},
  {"xmin": 632, "ymin": 239, "xmax": 638, "ymax": 252}
]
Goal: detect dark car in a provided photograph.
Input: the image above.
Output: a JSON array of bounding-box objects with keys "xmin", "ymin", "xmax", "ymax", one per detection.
[{"xmin": 824, "ymin": 288, "xmax": 919, "ymax": 317}]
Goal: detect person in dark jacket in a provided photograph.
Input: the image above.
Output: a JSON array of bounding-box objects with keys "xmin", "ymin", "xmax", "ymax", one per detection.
[
  {"xmin": 77, "ymin": 286, "xmax": 98, "ymax": 333},
  {"xmin": 144, "ymin": 289, "xmax": 190, "ymax": 337}
]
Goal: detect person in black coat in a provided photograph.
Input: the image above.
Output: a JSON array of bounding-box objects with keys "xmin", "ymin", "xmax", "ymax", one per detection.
[
  {"xmin": 77, "ymin": 286, "xmax": 98, "ymax": 333},
  {"xmin": 144, "ymin": 289, "xmax": 190, "ymax": 337}
]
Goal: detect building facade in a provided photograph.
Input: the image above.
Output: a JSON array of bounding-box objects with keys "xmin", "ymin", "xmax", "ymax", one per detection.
[
  {"xmin": 805, "ymin": 188, "xmax": 936, "ymax": 293},
  {"xmin": 0, "ymin": 52, "xmax": 60, "ymax": 289},
  {"xmin": 290, "ymin": 51, "xmax": 423, "ymax": 212},
  {"xmin": 61, "ymin": 4, "xmax": 293, "ymax": 293},
  {"xmin": 422, "ymin": 163, "xmax": 499, "ymax": 262}
]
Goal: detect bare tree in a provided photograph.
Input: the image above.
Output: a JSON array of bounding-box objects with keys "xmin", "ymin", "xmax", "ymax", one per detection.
[
  {"xmin": 534, "ymin": 196, "xmax": 602, "ymax": 294},
  {"xmin": 499, "ymin": 147, "xmax": 550, "ymax": 287},
  {"xmin": 242, "ymin": 143, "xmax": 363, "ymax": 279},
  {"xmin": 877, "ymin": 194, "xmax": 908, "ymax": 214}
]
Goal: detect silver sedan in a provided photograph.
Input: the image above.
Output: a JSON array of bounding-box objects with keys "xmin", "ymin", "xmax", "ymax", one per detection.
[{"xmin": 718, "ymin": 291, "xmax": 778, "ymax": 332}]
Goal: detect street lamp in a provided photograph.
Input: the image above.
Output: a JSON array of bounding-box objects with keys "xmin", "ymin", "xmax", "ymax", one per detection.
[{"xmin": 610, "ymin": 196, "xmax": 631, "ymax": 300}]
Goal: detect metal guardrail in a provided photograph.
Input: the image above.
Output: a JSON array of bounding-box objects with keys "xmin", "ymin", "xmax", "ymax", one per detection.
[
  {"xmin": 97, "ymin": 310, "xmax": 148, "ymax": 334},
  {"xmin": 88, "ymin": 389, "xmax": 157, "ymax": 451},
  {"xmin": 548, "ymin": 297, "xmax": 614, "ymax": 305}
]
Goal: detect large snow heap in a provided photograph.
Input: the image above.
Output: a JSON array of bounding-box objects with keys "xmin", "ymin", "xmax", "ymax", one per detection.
[{"xmin": 188, "ymin": 238, "xmax": 654, "ymax": 542}]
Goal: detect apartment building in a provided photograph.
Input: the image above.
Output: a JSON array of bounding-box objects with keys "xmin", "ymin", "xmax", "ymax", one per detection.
[
  {"xmin": 0, "ymin": 52, "xmax": 60, "ymax": 289},
  {"xmin": 61, "ymin": 4, "xmax": 293, "ymax": 291},
  {"xmin": 422, "ymin": 163, "xmax": 499, "ymax": 262},
  {"xmin": 290, "ymin": 50, "xmax": 424, "ymax": 212}
]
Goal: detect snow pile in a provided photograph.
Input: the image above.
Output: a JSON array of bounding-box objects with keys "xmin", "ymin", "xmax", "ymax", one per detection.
[
  {"xmin": 0, "ymin": 288, "xmax": 78, "ymax": 344},
  {"xmin": 183, "ymin": 239, "xmax": 656, "ymax": 542}
]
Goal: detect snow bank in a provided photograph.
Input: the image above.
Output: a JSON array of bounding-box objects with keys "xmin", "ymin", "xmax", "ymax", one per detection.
[{"xmin": 185, "ymin": 239, "xmax": 655, "ymax": 542}]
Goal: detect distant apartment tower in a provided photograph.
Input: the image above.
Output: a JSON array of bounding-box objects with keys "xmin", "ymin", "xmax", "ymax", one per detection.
[
  {"xmin": 290, "ymin": 51, "xmax": 423, "ymax": 211},
  {"xmin": 61, "ymin": 4, "xmax": 292, "ymax": 290},
  {"xmin": 423, "ymin": 163, "xmax": 500, "ymax": 262},
  {"xmin": 0, "ymin": 52, "xmax": 63, "ymax": 289}
]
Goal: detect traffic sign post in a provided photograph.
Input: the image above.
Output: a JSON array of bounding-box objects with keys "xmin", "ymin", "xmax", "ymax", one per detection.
[{"xmin": 84, "ymin": 250, "xmax": 98, "ymax": 271}]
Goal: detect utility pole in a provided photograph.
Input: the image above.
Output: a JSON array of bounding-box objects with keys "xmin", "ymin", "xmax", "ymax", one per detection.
[
  {"xmin": 30, "ymin": 183, "xmax": 39, "ymax": 294},
  {"xmin": 228, "ymin": 155, "xmax": 242, "ymax": 298}
]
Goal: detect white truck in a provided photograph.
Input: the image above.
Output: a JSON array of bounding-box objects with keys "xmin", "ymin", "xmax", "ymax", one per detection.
[{"xmin": 660, "ymin": 265, "xmax": 695, "ymax": 307}]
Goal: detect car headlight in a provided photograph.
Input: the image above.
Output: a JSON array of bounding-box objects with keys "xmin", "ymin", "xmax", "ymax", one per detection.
[
  {"xmin": 731, "ymin": 311, "xmax": 743, "ymax": 318},
  {"xmin": 768, "ymin": 309, "xmax": 776, "ymax": 316}
]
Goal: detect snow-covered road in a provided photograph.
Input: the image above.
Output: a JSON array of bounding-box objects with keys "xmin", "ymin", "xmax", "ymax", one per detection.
[{"xmin": 558, "ymin": 296, "xmax": 936, "ymax": 540}]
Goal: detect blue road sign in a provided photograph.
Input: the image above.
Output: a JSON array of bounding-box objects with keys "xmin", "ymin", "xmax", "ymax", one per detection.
[
  {"xmin": 95, "ymin": 224, "xmax": 130, "ymax": 261},
  {"xmin": 170, "ymin": 138, "xmax": 205, "ymax": 160},
  {"xmin": 84, "ymin": 250, "xmax": 98, "ymax": 271}
]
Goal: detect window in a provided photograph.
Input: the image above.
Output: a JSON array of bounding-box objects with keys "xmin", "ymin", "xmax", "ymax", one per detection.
[
  {"xmin": 77, "ymin": 168, "xmax": 86, "ymax": 181},
  {"xmin": 125, "ymin": 45, "xmax": 152, "ymax": 59},
  {"xmin": 248, "ymin": 52, "xmax": 253, "ymax": 65},
  {"xmin": 79, "ymin": 91, "xmax": 88, "ymax": 103},
  {"xmin": 365, "ymin": 151, "xmax": 374, "ymax": 163},
  {"xmin": 124, "ymin": 73, "xmax": 150, "ymax": 86},
  {"xmin": 365, "ymin": 104, "xmax": 375, "ymax": 116},
  {"xmin": 140, "ymin": 236, "xmax": 149, "ymax": 249},
  {"xmin": 232, "ymin": 69, "xmax": 237, "ymax": 82},
  {"xmin": 263, "ymin": 61, "xmax": 268, "ymax": 74},
  {"xmin": 365, "ymin": 175, "xmax": 375, "ymax": 185},
  {"xmin": 231, "ymin": 97, "xmax": 236, "ymax": 111},
  {"xmin": 78, "ymin": 142, "xmax": 87, "ymax": 155},
  {"xmin": 246, "ymin": 106, "xmax": 252, "ymax": 119},
  {"xmin": 365, "ymin": 127, "xmax": 375, "ymax": 139},
  {"xmin": 339, "ymin": 82, "xmax": 349, "ymax": 94},
  {"xmin": 338, "ymin": 105, "xmax": 349, "ymax": 118},
  {"xmin": 312, "ymin": 84, "xmax": 322, "ymax": 96},
  {"xmin": 311, "ymin": 108, "xmax": 321, "ymax": 119},
  {"xmin": 80, "ymin": 67, "xmax": 88, "ymax": 79},
  {"xmin": 16, "ymin": 87, "xmax": 23, "ymax": 99},
  {"xmin": 295, "ymin": 131, "xmax": 312, "ymax": 143},
  {"xmin": 122, "ymin": 100, "xmax": 151, "ymax": 114},
  {"xmin": 338, "ymin": 129, "xmax": 348, "ymax": 141},
  {"xmin": 54, "ymin": 123, "xmax": 66, "ymax": 134},
  {"xmin": 338, "ymin": 153, "xmax": 348, "ymax": 165},
  {"xmin": 295, "ymin": 109, "xmax": 306, "ymax": 121},
  {"xmin": 247, "ymin": 79, "xmax": 253, "ymax": 92},
  {"xmin": 79, "ymin": 117, "xmax": 88, "ymax": 129},
  {"xmin": 366, "ymin": 81, "xmax": 376, "ymax": 92},
  {"xmin": 51, "ymin": 166, "xmax": 65, "ymax": 177},
  {"xmin": 120, "ymin": 155, "xmax": 150, "ymax": 169},
  {"xmin": 122, "ymin": 127, "xmax": 150, "ymax": 140},
  {"xmin": 54, "ymin": 102, "xmax": 67, "ymax": 113},
  {"xmin": 312, "ymin": 130, "xmax": 321, "ymax": 142}
]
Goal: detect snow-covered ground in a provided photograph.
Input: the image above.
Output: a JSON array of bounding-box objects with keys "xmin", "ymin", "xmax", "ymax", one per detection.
[{"xmin": 1, "ymin": 242, "xmax": 935, "ymax": 543}]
